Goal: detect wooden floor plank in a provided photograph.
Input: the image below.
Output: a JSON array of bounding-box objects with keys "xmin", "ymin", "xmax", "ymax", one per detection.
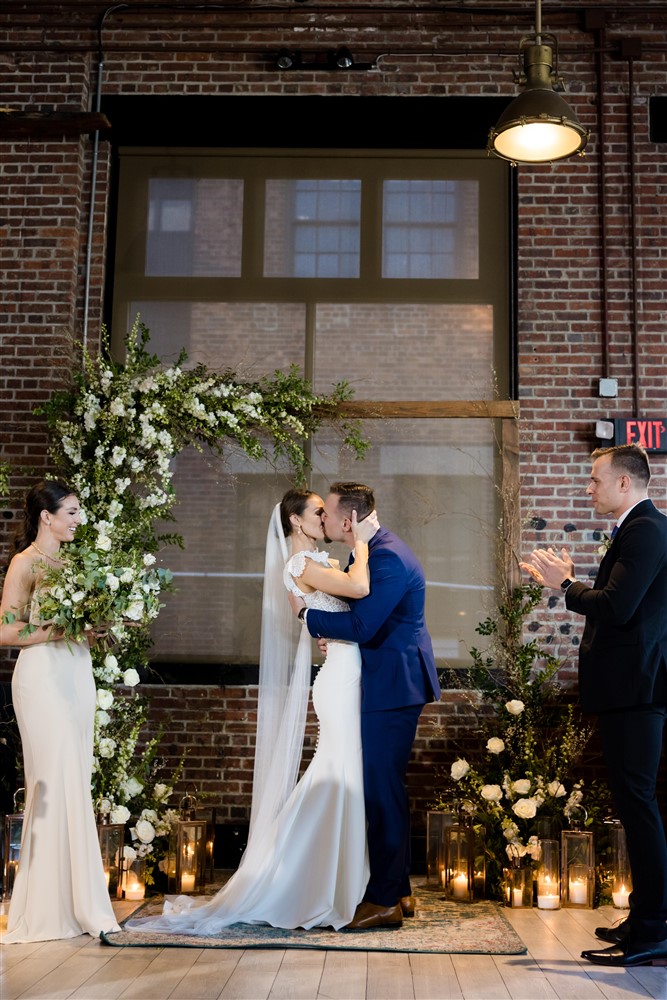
[
  {"xmin": 408, "ymin": 953, "xmax": 462, "ymax": 1000},
  {"xmin": 169, "ymin": 948, "xmax": 244, "ymax": 1000},
  {"xmin": 1, "ymin": 936, "xmax": 91, "ymax": 1000},
  {"xmin": 317, "ymin": 949, "xmax": 367, "ymax": 999},
  {"xmin": 268, "ymin": 949, "xmax": 326, "ymax": 999},
  {"xmin": 13, "ymin": 942, "xmax": 115, "ymax": 1000},
  {"xmin": 366, "ymin": 951, "xmax": 414, "ymax": 1000},
  {"xmin": 117, "ymin": 946, "xmax": 201, "ymax": 999},
  {"xmin": 492, "ymin": 953, "xmax": 559, "ymax": 1000},
  {"xmin": 450, "ymin": 954, "xmax": 511, "ymax": 1000},
  {"xmin": 69, "ymin": 946, "xmax": 168, "ymax": 1000},
  {"xmin": 218, "ymin": 949, "xmax": 286, "ymax": 1000}
]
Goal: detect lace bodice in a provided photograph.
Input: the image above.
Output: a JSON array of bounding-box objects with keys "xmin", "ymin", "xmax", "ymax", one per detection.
[{"xmin": 284, "ymin": 550, "xmax": 350, "ymax": 613}]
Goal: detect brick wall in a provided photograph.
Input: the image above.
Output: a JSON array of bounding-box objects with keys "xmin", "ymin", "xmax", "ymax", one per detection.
[{"xmin": 2, "ymin": 1, "xmax": 666, "ymax": 839}]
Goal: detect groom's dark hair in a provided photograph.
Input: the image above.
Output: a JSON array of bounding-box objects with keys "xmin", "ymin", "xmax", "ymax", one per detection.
[{"xmin": 329, "ymin": 482, "xmax": 375, "ymax": 521}]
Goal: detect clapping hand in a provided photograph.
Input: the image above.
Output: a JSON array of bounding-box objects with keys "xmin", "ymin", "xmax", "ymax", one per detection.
[{"xmin": 520, "ymin": 547, "xmax": 575, "ymax": 590}]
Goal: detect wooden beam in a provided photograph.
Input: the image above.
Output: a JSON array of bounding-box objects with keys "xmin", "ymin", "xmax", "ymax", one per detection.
[
  {"xmin": 0, "ymin": 111, "xmax": 111, "ymax": 139},
  {"xmin": 335, "ymin": 400, "xmax": 519, "ymax": 419}
]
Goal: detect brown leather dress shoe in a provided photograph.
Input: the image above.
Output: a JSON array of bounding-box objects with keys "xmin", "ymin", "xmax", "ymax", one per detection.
[
  {"xmin": 400, "ymin": 895, "xmax": 416, "ymax": 917},
  {"xmin": 344, "ymin": 901, "xmax": 403, "ymax": 930}
]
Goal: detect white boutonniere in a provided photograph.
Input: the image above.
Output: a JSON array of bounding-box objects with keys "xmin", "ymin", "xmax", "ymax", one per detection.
[{"xmin": 596, "ymin": 533, "xmax": 611, "ymax": 557}]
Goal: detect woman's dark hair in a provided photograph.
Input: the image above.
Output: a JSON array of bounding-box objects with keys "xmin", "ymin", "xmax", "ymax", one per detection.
[
  {"xmin": 9, "ymin": 479, "xmax": 76, "ymax": 560},
  {"xmin": 280, "ymin": 488, "xmax": 316, "ymax": 538}
]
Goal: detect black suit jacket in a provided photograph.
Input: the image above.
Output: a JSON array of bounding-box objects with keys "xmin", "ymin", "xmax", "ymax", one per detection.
[{"xmin": 566, "ymin": 499, "xmax": 667, "ymax": 714}]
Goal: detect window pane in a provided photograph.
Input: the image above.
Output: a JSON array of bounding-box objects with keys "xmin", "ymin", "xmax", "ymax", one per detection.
[
  {"xmin": 151, "ymin": 418, "xmax": 498, "ymax": 668},
  {"xmin": 313, "ymin": 303, "xmax": 495, "ymax": 400},
  {"xmin": 382, "ymin": 180, "xmax": 479, "ymax": 279},
  {"xmin": 146, "ymin": 177, "xmax": 243, "ymax": 276},
  {"xmin": 264, "ymin": 179, "xmax": 361, "ymax": 277},
  {"xmin": 310, "ymin": 418, "xmax": 498, "ymax": 667},
  {"xmin": 128, "ymin": 301, "xmax": 306, "ymax": 371}
]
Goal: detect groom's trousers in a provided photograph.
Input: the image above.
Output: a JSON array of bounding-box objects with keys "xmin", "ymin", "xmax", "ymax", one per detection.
[{"xmin": 361, "ymin": 703, "xmax": 424, "ymax": 907}]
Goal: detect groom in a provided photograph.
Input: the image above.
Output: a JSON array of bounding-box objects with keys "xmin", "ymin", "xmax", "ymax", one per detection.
[{"xmin": 297, "ymin": 482, "xmax": 441, "ymax": 929}]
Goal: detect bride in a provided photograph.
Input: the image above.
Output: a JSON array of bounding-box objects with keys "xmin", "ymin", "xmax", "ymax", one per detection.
[{"xmin": 127, "ymin": 488, "xmax": 378, "ymax": 934}]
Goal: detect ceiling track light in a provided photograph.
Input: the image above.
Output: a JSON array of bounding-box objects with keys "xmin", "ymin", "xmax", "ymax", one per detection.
[
  {"xmin": 272, "ymin": 48, "xmax": 375, "ymax": 72},
  {"xmin": 487, "ymin": 0, "xmax": 590, "ymax": 165}
]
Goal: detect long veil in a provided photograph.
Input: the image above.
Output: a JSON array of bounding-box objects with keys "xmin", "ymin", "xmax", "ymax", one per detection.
[
  {"xmin": 248, "ymin": 503, "xmax": 312, "ymax": 843},
  {"xmin": 126, "ymin": 503, "xmax": 313, "ymax": 932}
]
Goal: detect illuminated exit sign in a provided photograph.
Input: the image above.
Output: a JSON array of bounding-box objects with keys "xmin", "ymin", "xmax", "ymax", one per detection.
[{"xmin": 614, "ymin": 418, "xmax": 667, "ymax": 452}]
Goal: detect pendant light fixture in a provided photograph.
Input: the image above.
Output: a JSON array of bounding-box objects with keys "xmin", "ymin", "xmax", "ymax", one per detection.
[{"xmin": 487, "ymin": 0, "xmax": 589, "ymax": 164}]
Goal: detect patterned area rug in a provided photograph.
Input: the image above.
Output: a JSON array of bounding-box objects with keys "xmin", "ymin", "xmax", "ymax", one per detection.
[{"xmin": 101, "ymin": 881, "xmax": 526, "ymax": 954}]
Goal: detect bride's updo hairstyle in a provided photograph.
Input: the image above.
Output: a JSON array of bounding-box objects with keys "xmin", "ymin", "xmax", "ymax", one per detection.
[
  {"xmin": 329, "ymin": 482, "xmax": 375, "ymax": 521},
  {"xmin": 9, "ymin": 479, "xmax": 75, "ymax": 561},
  {"xmin": 280, "ymin": 488, "xmax": 316, "ymax": 538}
]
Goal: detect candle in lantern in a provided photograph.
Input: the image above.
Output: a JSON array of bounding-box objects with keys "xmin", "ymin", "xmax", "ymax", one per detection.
[
  {"xmin": 537, "ymin": 892, "xmax": 559, "ymax": 909},
  {"xmin": 512, "ymin": 888, "xmax": 523, "ymax": 907},
  {"xmin": 180, "ymin": 872, "xmax": 196, "ymax": 892},
  {"xmin": 569, "ymin": 879, "xmax": 587, "ymax": 905},
  {"xmin": 612, "ymin": 883, "xmax": 630, "ymax": 909},
  {"xmin": 124, "ymin": 875, "xmax": 145, "ymax": 901},
  {"xmin": 440, "ymin": 866, "xmax": 446, "ymax": 888},
  {"xmin": 452, "ymin": 873, "xmax": 469, "ymax": 899},
  {"xmin": 103, "ymin": 869, "xmax": 111, "ymax": 888}
]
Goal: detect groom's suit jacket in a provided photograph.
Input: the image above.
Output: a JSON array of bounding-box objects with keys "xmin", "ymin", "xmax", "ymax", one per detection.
[
  {"xmin": 565, "ymin": 498, "xmax": 667, "ymax": 714},
  {"xmin": 306, "ymin": 527, "xmax": 441, "ymax": 712}
]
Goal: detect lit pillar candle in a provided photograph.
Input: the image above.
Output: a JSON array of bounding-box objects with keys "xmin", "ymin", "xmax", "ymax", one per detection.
[
  {"xmin": 125, "ymin": 875, "xmax": 145, "ymax": 900},
  {"xmin": 612, "ymin": 883, "xmax": 630, "ymax": 909},
  {"xmin": 512, "ymin": 888, "xmax": 523, "ymax": 907},
  {"xmin": 569, "ymin": 879, "xmax": 587, "ymax": 905},
  {"xmin": 180, "ymin": 872, "xmax": 196, "ymax": 892},
  {"xmin": 452, "ymin": 873, "xmax": 469, "ymax": 899}
]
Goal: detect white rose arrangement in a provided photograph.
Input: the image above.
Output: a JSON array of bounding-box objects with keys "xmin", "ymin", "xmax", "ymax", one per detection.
[{"xmin": 435, "ymin": 581, "xmax": 610, "ymax": 900}]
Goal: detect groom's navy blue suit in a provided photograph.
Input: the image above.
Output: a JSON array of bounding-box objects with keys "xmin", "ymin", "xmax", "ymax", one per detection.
[{"xmin": 306, "ymin": 527, "xmax": 441, "ymax": 907}]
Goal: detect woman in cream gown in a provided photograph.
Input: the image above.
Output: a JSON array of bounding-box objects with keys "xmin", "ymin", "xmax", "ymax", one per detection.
[
  {"xmin": 127, "ymin": 489, "xmax": 375, "ymax": 935},
  {"xmin": 0, "ymin": 481, "xmax": 119, "ymax": 944}
]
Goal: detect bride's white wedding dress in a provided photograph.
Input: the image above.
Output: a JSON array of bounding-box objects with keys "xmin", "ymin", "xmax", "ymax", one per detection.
[
  {"xmin": 127, "ymin": 550, "xmax": 369, "ymax": 934},
  {"xmin": 3, "ymin": 630, "xmax": 120, "ymax": 943}
]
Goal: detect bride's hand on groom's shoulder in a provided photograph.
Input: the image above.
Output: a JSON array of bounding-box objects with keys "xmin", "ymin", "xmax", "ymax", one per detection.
[{"xmin": 352, "ymin": 509, "xmax": 380, "ymax": 543}]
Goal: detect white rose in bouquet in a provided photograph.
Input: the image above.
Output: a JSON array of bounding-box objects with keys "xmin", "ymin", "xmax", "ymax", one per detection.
[
  {"xmin": 547, "ymin": 780, "xmax": 567, "ymax": 797},
  {"xmin": 505, "ymin": 699, "xmax": 525, "ymax": 715},
  {"xmin": 481, "ymin": 784, "xmax": 503, "ymax": 803},
  {"xmin": 122, "ymin": 668, "xmax": 141, "ymax": 687},
  {"xmin": 133, "ymin": 819, "xmax": 156, "ymax": 844},
  {"xmin": 140, "ymin": 808, "xmax": 158, "ymax": 824},
  {"xmin": 111, "ymin": 804, "xmax": 131, "ymax": 824},
  {"xmin": 153, "ymin": 783, "xmax": 172, "ymax": 803},
  {"xmin": 511, "ymin": 778, "xmax": 532, "ymax": 795},
  {"xmin": 96, "ymin": 689, "xmax": 114, "ymax": 710},
  {"xmin": 98, "ymin": 737, "xmax": 117, "ymax": 758},
  {"xmin": 486, "ymin": 737, "xmax": 505, "ymax": 754},
  {"xmin": 512, "ymin": 797, "xmax": 538, "ymax": 820},
  {"xmin": 450, "ymin": 758, "xmax": 470, "ymax": 781}
]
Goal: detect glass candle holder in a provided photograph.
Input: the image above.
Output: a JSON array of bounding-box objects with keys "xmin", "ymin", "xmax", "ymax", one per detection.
[
  {"xmin": 608, "ymin": 820, "xmax": 632, "ymax": 909},
  {"xmin": 123, "ymin": 857, "xmax": 146, "ymax": 900},
  {"xmin": 561, "ymin": 828, "xmax": 594, "ymax": 908},
  {"xmin": 504, "ymin": 861, "xmax": 533, "ymax": 908},
  {"xmin": 536, "ymin": 839, "xmax": 560, "ymax": 910}
]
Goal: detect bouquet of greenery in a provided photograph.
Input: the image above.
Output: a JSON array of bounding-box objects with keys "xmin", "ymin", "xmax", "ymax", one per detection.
[{"xmin": 24, "ymin": 544, "xmax": 172, "ymax": 646}]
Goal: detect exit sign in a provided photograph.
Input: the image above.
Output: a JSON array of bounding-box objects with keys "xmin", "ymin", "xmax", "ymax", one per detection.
[{"xmin": 614, "ymin": 418, "xmax": 667, "ymax": 452}]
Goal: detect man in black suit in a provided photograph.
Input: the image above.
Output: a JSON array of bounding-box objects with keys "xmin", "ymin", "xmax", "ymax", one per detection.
[{"xmin": 522, "ymin": 444, "xmax": 667, "ymax": 967}]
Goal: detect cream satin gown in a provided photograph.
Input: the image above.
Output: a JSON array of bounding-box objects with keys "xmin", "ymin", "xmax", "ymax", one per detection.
[
  {"xmin": 3, "ymin": 629, "xmax": 120, "ymax": 943},
  {"xmin": 127, "ymin": 550, "xmax": 369, "ymax": 934}
]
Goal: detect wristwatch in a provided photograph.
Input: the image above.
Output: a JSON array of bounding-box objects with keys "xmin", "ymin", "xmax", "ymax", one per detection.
[
  {"xmin": 560, "ymin": 578, "xmax": 575, "ymax": 592},
  {"xmin": 298, "ymin": 607, "xmax": 307, "ymax": 622}
]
